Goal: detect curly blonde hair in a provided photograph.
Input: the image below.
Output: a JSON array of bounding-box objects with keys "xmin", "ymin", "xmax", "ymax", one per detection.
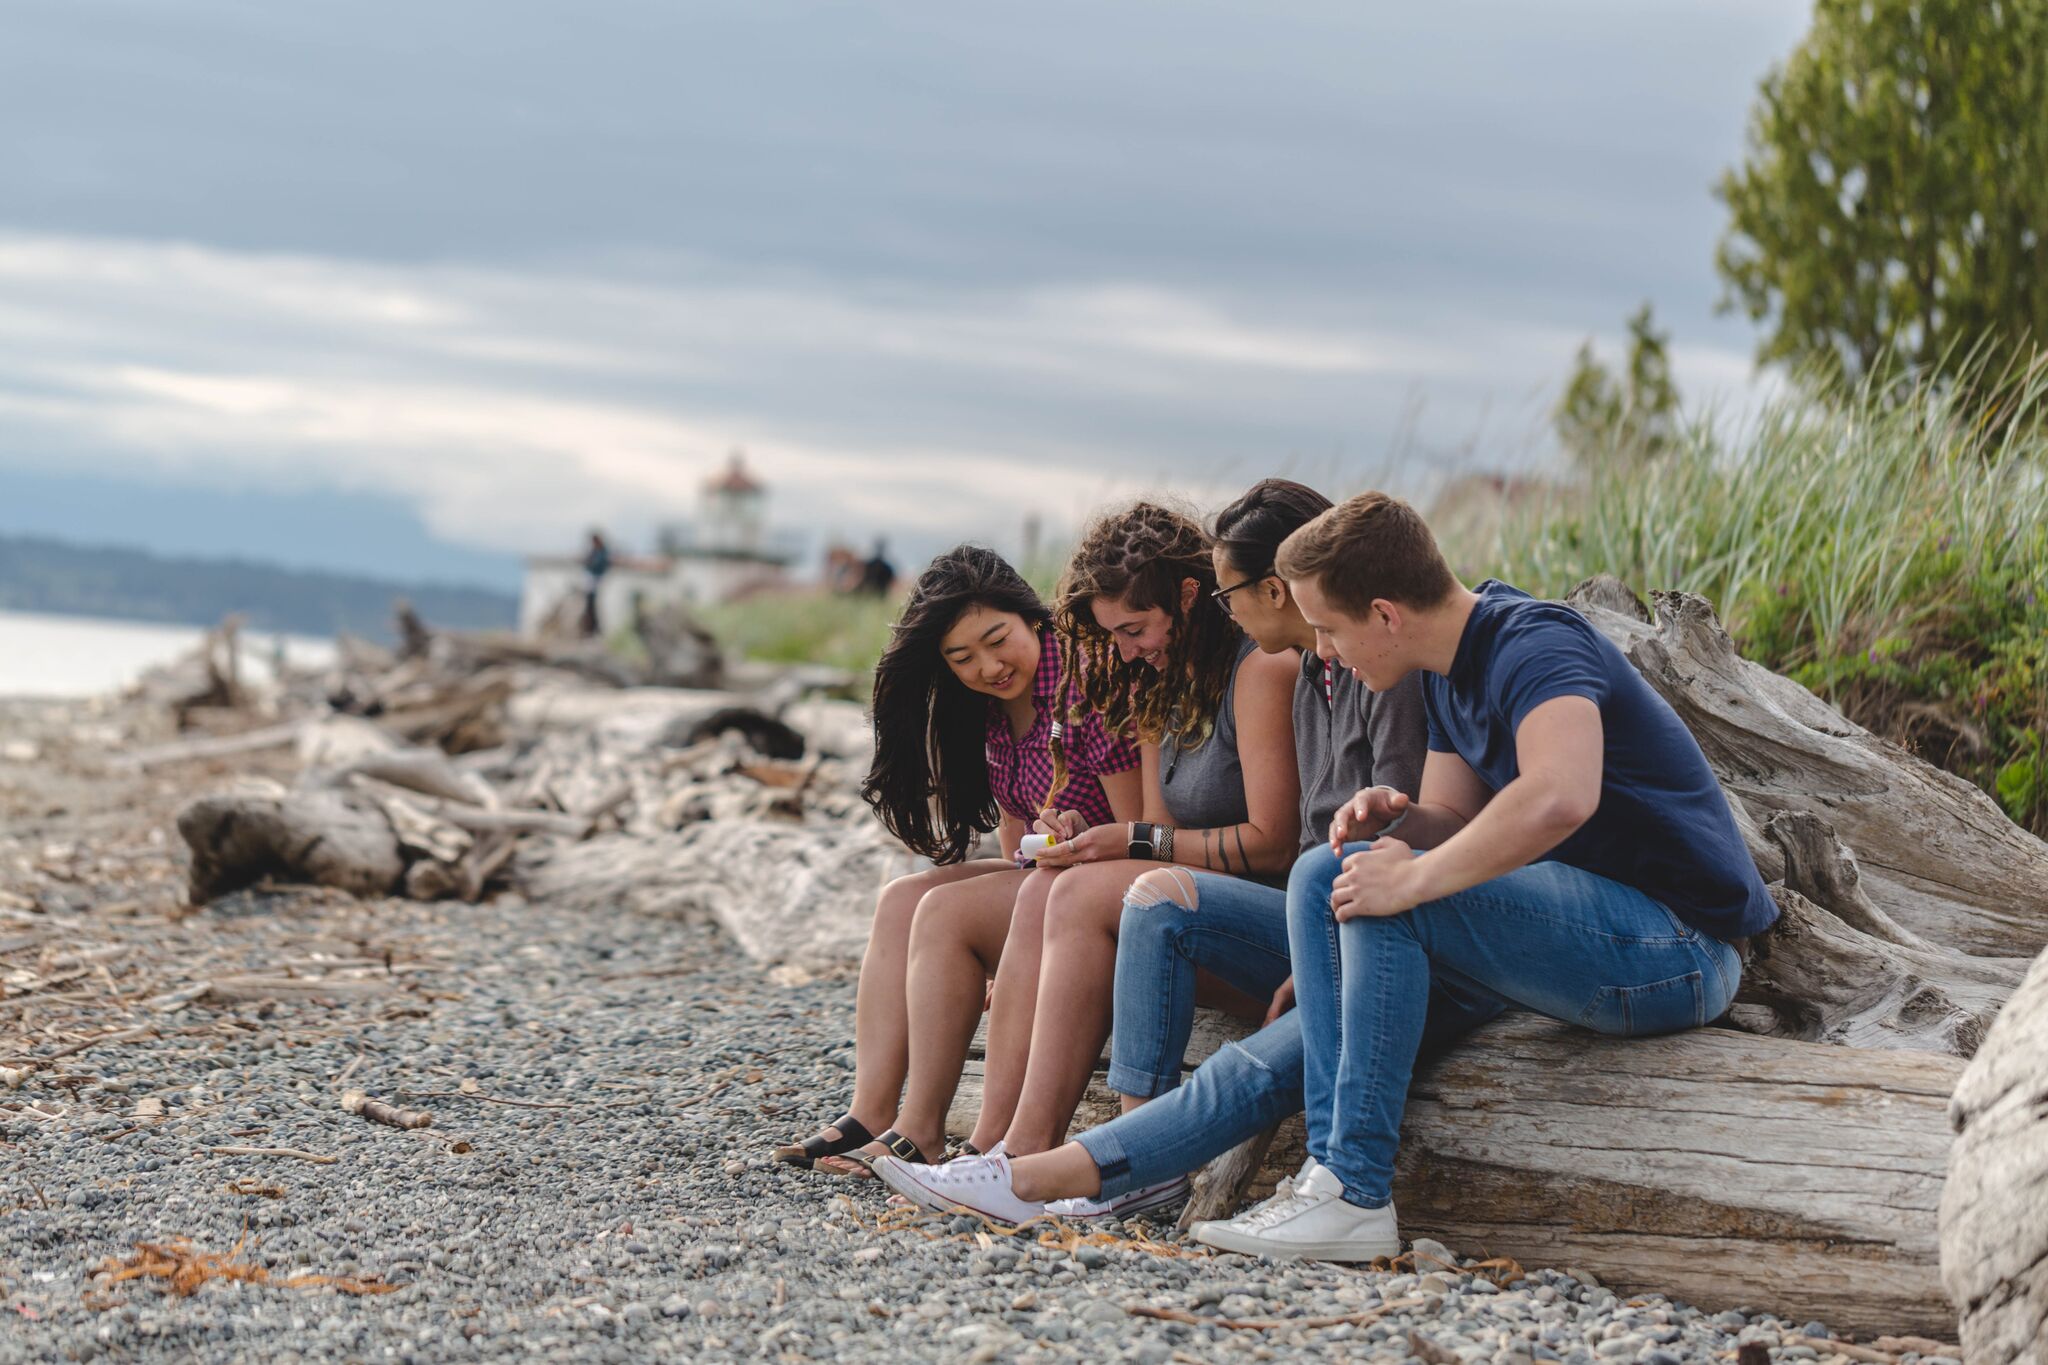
[{"xmin": 1050, "ymin": 501, "xmax": 1236, "ymax": 768}]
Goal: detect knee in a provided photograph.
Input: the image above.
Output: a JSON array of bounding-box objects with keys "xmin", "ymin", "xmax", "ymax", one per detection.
[
  {"xmin": 1043, "ymin": 879, "xmax": 1114, "ymax": 941},
  {"xmin": 1286, "ymin": 846, "xmax": 1342, "ymax": 927},
  {"xmin": 1118, "ymin": 868, "xmax": 1197, "ymax": 939},
  {"xmin": 905, "ymin": 882, "xmax": 970, "ymax": 952},
  {"xmin": 874, "ymin": 871, "xmax": 934, "ymax": 941},
  {"xmin": 1008, "ymin": 873, "xmax": 1053, "ymax": 937},
  {"xmin": 1287, "ymin": 844, "xmax": 1342, "ymax": 901}
]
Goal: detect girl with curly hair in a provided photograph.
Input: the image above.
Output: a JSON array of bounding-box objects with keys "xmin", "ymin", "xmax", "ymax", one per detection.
[
  {"xmin": 771, "ymin": 545, "xmax": 1140, "ymax": 1172},
  {"xmin": 839, "ymin": 501, "xmax": 1301, "ymax": 1178}
]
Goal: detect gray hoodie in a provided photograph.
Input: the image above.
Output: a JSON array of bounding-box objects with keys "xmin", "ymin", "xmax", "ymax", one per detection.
[{"xmin": 1291, "ymin": 651, "xmax": 1428, "ymax": 853}]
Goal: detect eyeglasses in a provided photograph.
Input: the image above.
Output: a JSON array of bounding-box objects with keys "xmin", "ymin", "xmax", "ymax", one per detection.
[{"xmin": 1209, "ymin": 576, "xmax": 1271, "ymax": 615}]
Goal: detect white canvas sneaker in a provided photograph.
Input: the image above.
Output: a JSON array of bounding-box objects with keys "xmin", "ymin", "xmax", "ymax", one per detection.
[
  {"xmin": 1044, "ymin": 1174, "xmax": 1190, "ymax": 1220},
  {"xmin": 1191, "ymin": 1161, "xmax": 1399, "ymax": 1261},
  {"xmin": 871, "ymin": 1150, "xmax": 1049, "ymax": 1226}
]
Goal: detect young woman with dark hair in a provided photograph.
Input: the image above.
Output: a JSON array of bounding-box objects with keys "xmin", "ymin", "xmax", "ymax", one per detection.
[
  {"xmin": 771, "ymin": 544, "xmax": 1140, "ymax": 1171},
  {"xmin": 872, "ymin": 481, "xmax": 1431, "ymax": 1225},
  {"xmin": 841, "ymin": 500, "xmax": 1301, "ymax": 1184}
]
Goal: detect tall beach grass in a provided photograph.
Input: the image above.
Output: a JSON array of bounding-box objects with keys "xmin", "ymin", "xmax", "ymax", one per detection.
[{"xmin": 1458, "ymin": 360, "xmax": 2048, "ymax": 834}]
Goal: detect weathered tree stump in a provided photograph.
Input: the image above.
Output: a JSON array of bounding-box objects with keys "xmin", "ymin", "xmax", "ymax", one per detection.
[
  {"xmin": 1570, "ymin": 579, "xmax": 2048, "ymax": 958},
  {"xmin": 1942, "ymin": 943, "xmax": 2048, "ymax": 1364}
]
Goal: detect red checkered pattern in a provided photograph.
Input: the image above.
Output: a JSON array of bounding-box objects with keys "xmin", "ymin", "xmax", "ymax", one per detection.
[{"xmin": 985, "ymin": 627, "xmax": 1139, "ymax": 827}]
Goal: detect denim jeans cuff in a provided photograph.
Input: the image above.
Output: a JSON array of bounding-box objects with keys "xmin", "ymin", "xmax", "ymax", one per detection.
[
  {"xmin": 1106, "ymin": 1062, "xmax": 1181, "ymax": 1100},
  {"xmin": 1074, "ymin": 1126, "xmax": 1136, "ymax": 1200}
]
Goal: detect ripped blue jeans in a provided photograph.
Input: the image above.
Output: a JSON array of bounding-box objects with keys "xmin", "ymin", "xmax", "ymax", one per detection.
[{"xmin": 1106, "ymin": 869, "xmax": 1293, "ymax": 1099}]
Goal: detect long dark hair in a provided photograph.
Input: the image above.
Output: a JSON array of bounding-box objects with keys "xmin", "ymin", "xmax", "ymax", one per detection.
[
  {"xmin": 861, "ymin": 545, "xmax": 1051, "ymax": 864},
  {"xmin": 1054, "ymin": 501, "xmax": 1234, "ymax": 748},
  {"xmin": 1212, "ymin": 478, "xmax": 1335, "ymax": 580}
]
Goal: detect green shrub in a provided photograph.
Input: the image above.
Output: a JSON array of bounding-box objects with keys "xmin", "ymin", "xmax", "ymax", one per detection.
[{"xmin": 1456, "ymin": 359, "xmax": 2048, "ymax": 835}]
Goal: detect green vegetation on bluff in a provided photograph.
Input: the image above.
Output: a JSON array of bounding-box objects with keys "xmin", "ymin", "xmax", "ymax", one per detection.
[{"xmin": 1469, "ymin": 364, "xmax": 2048, "ymax": 837}]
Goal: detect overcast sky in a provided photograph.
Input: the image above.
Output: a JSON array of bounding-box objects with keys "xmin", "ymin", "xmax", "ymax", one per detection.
[{"xmin": 0, "ymin": 1, "xmax": 1811, "ymax": 588}]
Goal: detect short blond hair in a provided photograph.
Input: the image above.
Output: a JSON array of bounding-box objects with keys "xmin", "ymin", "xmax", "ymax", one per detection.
[{"xmin": 1275, "ymin": 491, "xmax": 1458, "ymax": 616}]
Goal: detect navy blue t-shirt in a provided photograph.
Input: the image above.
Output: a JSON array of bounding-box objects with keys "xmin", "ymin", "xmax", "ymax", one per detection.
[{"xmin": 1421, "ymin": 581, "xmax": 1778, "ymax": 941}]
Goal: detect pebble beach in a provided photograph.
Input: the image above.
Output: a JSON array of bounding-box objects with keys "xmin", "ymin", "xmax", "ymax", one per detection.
[{"xmin": 0, "ymin": 697, "xmax": 1958, "ymax": 1364}]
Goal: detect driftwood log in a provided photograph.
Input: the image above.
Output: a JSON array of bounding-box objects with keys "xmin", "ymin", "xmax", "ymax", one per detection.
[
  {"xmin": 1942, "ymin": 943, "xmax": 2048, "ymax": 1364},
  {"xmin": 527, "ymin": 822, "xmax": 913, "ymax": 968},
  {"xmin": 947, "ymin": 1012, "xmax": 1961, "ymax": 1337},
  {"xmin": 178, "ymin": 792, "xmax": 404, "ymax": 902}
]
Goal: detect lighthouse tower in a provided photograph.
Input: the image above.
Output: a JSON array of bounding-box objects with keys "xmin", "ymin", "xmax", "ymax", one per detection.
[{"xmin": 700, "ymin": 449, "xmax": 767, "ymax": 555}]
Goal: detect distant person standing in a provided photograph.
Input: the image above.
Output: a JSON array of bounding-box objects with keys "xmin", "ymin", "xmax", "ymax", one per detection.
[
  {"xmin": 581, "ymin": 531, "xmax": 612, "ymax": 637},
  {"xmin": 860, "ymin": 538, "xmax": 896, "ymax": 597}
]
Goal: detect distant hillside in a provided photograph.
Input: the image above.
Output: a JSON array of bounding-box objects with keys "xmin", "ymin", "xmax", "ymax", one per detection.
[{"xmin": 0, "ymin": 534, "xmax": 517, "ymax": 642}]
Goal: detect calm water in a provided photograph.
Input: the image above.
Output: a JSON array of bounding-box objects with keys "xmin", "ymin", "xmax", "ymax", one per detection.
[{"xmin": 0, "ymin": 608, "xmax": 336, "ymax": 698}]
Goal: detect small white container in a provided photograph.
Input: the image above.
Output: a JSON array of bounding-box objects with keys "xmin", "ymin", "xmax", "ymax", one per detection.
[{"xmin": 1018, "ymin": 834, "xmax": 1056, "ymax": 859}]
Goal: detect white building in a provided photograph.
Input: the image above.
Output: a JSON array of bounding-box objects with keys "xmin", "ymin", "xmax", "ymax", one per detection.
[{"xmin": 519, "ymin": 451, "xmax": 798, "ymax": 636}]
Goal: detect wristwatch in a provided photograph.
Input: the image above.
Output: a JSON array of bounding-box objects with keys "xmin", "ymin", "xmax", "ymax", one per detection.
[{"xmin": 1128, "ymin": 822, "xmax": 1155, "ymax": 861}]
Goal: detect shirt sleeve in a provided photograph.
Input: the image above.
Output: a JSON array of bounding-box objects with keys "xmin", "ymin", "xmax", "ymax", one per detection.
[
  {"xmin": 1364, "ymin": 671, "xmax": 1429, "ymax": 798},
  {"xmin": 1423, "ymin": 678, "xmax": 1454, "ymax": 754},
  {"xmin": 1072, "ymin": 709, "xmax": 1141, "ymax": 774},
  {"xmin": 1495, "ymin": 610, "xmax": 1611, "ymax": 732}
]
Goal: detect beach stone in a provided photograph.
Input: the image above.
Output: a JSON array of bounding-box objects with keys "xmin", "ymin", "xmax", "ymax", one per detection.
[{"xmin": 1411, "ymin": 1237, "xmax": 1458, "ymax": 1268}]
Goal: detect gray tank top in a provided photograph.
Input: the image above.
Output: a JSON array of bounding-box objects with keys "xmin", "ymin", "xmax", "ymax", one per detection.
[{"xmin": 1159, "ymin": 637, "xmax": 1260, "ymax": 831}]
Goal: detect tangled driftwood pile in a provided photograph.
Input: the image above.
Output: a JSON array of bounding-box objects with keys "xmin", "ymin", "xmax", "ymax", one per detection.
[{"xmin": 148, "ymin": 609, "xmax": 895, "ymax": 970}]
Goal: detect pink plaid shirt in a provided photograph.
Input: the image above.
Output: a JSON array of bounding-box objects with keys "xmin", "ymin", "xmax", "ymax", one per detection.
[{"xmin": 985, "ymin": 627, "xmax": 1139, "ymax": 827}]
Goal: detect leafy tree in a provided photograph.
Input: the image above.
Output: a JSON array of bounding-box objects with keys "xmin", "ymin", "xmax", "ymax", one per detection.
[
  {"xmin": 1555, "ymin": 303, "xmax": 1681, "ymax": 468},
  {"xmin": 1714, "ymin": 0, "xmax": 2048, "ymax": 385}
]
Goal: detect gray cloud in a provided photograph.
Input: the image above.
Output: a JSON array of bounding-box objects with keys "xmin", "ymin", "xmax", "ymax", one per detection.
[{"xmin": 0, "ymin": 1, "xmax": 1809, "ymax": 574}]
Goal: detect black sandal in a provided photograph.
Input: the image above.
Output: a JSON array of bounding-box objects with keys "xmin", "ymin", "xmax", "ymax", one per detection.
[
  {"xmin": 821, "ymin": 1128, "xmax": 935, "ymax": 1180},
  {"xmin": 772, "ymin": 1113, "xmax": 875, "ymax": 1170}
]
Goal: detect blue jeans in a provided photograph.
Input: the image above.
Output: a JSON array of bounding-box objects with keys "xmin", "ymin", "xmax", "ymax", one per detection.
[
  {"xmin": 1075, "ymin": 983, "xmax": 1501, "ymax": 1199},
  {"xmin": 1074, "ymin": 844, "xmax": 1740, "ymax": 1201},
  {"xmin": 1107, "ymin": 871, "xmax": 1293, "ymax": 1098},
  {"xmin": 1289, "ymin": 843, "xmax": 1742, "ymax": 1207}
]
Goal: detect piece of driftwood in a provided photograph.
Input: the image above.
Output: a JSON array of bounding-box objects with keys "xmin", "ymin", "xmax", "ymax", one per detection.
[
  {"xmin": 1567, "ymin": 578, "xmax": 2048, "ymax": 959},
  {"xmin": 1744, "ymin": 813, "xmax": 2023, "ymax": 1056},
  {"xmin": 948, "ymin": 1014, "xmax": 1961, "ymax": 1338},
  {"xmin": 527, "ymin": 821, "xmax": 913, "ymax": 967},
  {"xmin": 207, "ymin": 1145, "xmax": 338, "ymax": 1165},
  {"xmin": 178, "ymin": 791, "xmax": 404, "ymax": 903},
  {"xmin": 1941, "ymin": 943, "xmax": 2048, "ymax": 1365},
  {"xmin": 1396, "ymin": 1015, "xmax": 1960, "ymax": 1338},
  {"xmin": 118, "ymin": 722, "xmax": 305, "ymax": 771},
  {"xmin": 341, "ymin": 1090, "xmax": 433, "ymax": 1130}
]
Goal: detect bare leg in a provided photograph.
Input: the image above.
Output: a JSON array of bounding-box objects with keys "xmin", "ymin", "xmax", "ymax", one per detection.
[
  {"xmin": 842, "ymin": 861, "xmax": 1010, "ymax": 1137},
  {"xmin": 966, "ymin": 869, "xmax": 1057, "ymax": 1153},
  {"xmin": 1000, "ymin": 860, "xmax": 1149, "ymax": 1156},
  {"xmin": 838, "ymin": 868, "xmax": 1026, "ymax": 1165},
  {"xmin": 1009, "ymin": 1142, "xmax": 1105, "ymax": 1203}
]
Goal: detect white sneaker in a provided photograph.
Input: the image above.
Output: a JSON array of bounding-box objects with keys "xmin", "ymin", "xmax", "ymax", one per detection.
[
  {"xmin": 1186, "ymin": 1158, "xmax": 1314, "ymax": 1240},
  {"xmin": 1191, "ymin": 1161, "xmax": 1399, "ymax": 1261},
  {"xmin": 1045, "ymin": 1174, "xmax": 1190, "ymax": 1220},
  {"xmin": 871, "ymin": 1150, "xmax": 1049, "ymax": 1226}
]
